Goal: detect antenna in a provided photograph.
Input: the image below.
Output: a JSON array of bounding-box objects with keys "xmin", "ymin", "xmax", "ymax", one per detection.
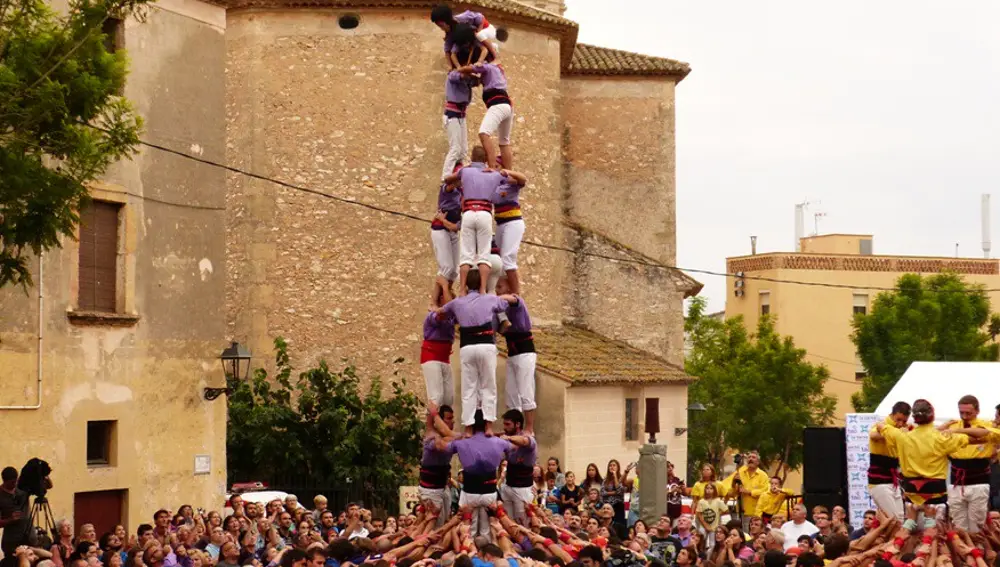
[
  {"xmin": 750, "ymin": 236, "xmax": 758, "ymax": 255},
  {"xmin": 794, "ymin": 201, "xmax": 811, "ymax": 251},
  {"xmin": 813, "ymin": 212, "xmax": 827, "ymax": 236},
  {"xmin": 956, "ymin": 243, "xmax": 960, "ymax": 258},
  {"xmin": 983, "ymin": 194, "xmax": 991, "ymax": 259}
]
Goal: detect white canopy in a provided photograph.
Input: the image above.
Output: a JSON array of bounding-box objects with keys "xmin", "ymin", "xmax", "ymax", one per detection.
[{"xmin": 874, "ymin": 361, "xmax": 1000, "ymax": 421}]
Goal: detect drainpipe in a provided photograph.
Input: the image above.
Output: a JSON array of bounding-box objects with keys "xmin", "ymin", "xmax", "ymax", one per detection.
[{"xmin": 1, "ymin": 253, "xmax": 43, "ymax": 410}]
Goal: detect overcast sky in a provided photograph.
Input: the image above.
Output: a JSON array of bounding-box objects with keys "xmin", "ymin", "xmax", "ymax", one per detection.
[{"xmin": 564, "ymin": 0, "xmax": 1000, "ymax": 311}]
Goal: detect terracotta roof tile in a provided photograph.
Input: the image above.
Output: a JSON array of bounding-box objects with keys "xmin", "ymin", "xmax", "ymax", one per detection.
[
  {"xmin": 500, "ymin": 324, "xmax": 695, "ymax": 385},
  {"xmin": 568, "ymin": 43, "xmax": 691, "ymax": 79}
]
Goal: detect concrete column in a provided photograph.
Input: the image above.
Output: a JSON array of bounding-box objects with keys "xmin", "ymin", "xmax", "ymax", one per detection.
[{"xmin": 638, "ymin": 443, "xmax": 667, "ymax": 526}]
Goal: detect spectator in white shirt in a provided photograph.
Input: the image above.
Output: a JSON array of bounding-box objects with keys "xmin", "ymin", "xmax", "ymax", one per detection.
[{"xmin": 780, "ymin": 503, "xmax": 818, "ymax": 551}]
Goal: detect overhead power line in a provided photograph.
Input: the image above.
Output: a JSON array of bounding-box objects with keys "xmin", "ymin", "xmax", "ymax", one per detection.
[{"xmin": 81, "ymin": 122, "xmax": 1000, "ymax": 295}]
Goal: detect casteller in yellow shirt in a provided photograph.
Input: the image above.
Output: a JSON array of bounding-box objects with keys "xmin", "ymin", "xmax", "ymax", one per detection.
[{"xmin": 880, "ymin": 399, "xmax": 971, "ymax": 505}]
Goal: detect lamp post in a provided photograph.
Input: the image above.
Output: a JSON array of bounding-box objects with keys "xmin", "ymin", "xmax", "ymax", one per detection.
[
  {"xmin": 674, "ymin": 402, "xmax": 706, "ymax": 436},
  {"xmin": 204, "ymin": 342, "xmax": 252, "ymax": 401}
]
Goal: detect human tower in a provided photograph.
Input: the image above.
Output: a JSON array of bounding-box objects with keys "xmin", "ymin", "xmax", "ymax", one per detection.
[{"xmin": 416, "ymin": 3, "xmax": 540, "ymax": 542}]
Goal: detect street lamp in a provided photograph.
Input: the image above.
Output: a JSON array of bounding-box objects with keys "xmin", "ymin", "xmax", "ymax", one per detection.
[
  {"xmin": 675, "ymin": 401, "xmax": 707, "ymax": 436},
  {"xmin": 204, "ymin": 342, "xmax": 252, "ymax": 401}
]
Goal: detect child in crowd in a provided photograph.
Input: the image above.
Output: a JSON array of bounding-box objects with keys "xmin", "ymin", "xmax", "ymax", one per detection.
[{"xmin": 695, "ymin": 482, "xmax": 728, "ymax": 548}]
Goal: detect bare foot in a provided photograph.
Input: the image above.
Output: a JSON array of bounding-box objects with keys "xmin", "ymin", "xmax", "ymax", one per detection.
[
  {"xmin": 485, "ymin": 422, "xmax": 494, "ymax": 437},
  {"xmin": 459, "ymin": 289, "xmax": 468, "ymax": 297},
  {"xmin": 499, "ymin": 320, "xmax": 512, "ymax": 334},
  {"xmin": 524, "ymin": 427, "xmax": 534, "ymax": 437},
  {"xmin": 464, "ymin": 426, "xmax": 473, "ymax": 438},
  {"xmin": 479, "ymin": 287, "xmax": 487, "ymax": 295}
]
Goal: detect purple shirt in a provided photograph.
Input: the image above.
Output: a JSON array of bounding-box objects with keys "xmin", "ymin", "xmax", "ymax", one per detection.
[
  {"xmin": 424, "ymin": 311, "xmax": 455, "ymax": 342},
  {"xmin": 459, "ymin": 166, "xmax": 504, "ymax": 202},
  {"xmin": 440, "ymin": 292, "xmax": 509, "ymax": 328},
  {"xmin": 493, "ymin": 179, "xmax": 524, "ymax": 206},
  {"xmin": 445, "ymin": 71, "xmax": 472, "ymax": 104},
  {"xmin": 443, "ymin": 11, "xmax": 485, "ymax": 53},
  {"xmin": 505, "ymin": 435, "xmax": 537, "ymax": 468},
  {"xmin": 446, "ymin": 433, "xmax": 512, "ymax": 475},
  {"xmin": 505, "ymin": 299, "xmax": 531, "ymax": 333},
  {"xmin": 438, "ymin": 183, "xmax": 461, "ymax": 212},
  {"xmin": 422, "ymin": 436, "xmax": 452, "ymax": 467},
  {"xmin": 473, "ymin": 63, "xmax": 507, "ymax": 92}
]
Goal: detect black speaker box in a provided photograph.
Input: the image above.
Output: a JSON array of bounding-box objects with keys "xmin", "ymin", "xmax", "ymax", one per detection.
[{"xmin": 802, "ymin": 427, "xmax": 847, "ymax": 493}]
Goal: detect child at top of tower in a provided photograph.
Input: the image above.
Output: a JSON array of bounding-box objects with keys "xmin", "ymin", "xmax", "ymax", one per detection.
[{"xmin": 430, "ymin": 4, "xmax": 500, "ymax": 68}]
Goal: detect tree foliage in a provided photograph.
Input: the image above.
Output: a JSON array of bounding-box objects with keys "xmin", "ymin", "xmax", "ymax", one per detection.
[
  {"xmin": 0, "ymin": 0, "xmax": 147, "ymax": 288},
  {"xmin": 227, "ymin": 338, "xmax": 425, "ymax": 493},
  {"xmin": 685, "ymin": 297, "xmax": 836, "ymax": 480},
  {"xmin": 851, "ymin": 273, "xmax": 999, "ymax": 412}
]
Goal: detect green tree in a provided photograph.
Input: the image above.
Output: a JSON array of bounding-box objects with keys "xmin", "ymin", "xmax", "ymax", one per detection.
[
  {"xmin": 1, "ymin": 0, "xmax": 146, "ymax": 288},
  {"xmin": 685, "ymin": 297, "xmax": 836, "ymax": 481},
  {"xmin": 226, "ymin": 338, "xmax": 425, "ymax": 498},
  {"xmin": 851, "ymin": 273, "xmax": 998, "ymax": 412}
]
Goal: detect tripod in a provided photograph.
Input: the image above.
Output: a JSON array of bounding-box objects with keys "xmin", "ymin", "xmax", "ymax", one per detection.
[{"xmin": 26, "ymin": 496, "xmax": 56, "ymax": 546}]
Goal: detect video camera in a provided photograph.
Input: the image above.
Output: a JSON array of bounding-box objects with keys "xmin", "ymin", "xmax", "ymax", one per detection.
[{"xmin": 17, "ymin": 458, "xmax": 52, "ymax": 499}]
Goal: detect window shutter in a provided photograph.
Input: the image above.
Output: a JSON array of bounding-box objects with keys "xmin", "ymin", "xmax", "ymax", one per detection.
[{"xmin": 78, "ymin": 201, "xmax": 120, "ymax": 312}]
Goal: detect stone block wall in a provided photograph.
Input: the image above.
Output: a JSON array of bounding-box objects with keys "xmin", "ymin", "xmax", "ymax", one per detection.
[{"xmin": 226, "ymin": 10, "xmax": 568, "ymax": 383}]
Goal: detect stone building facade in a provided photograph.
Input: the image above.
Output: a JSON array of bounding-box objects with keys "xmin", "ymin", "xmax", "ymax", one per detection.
[
  {"xmin": 0, "ymin": 0, "xmax": 228, "ymax": 533},
  {"xmin": 0, "ymin": 0, "xmax": 701, "ymax": 531},
  {"xmin": 222, "ymin": 0, "xmax": 702, "ymax": 472}
]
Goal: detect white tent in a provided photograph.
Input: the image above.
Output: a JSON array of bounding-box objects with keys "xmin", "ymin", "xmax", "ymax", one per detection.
[{"xmin": 874, "ymin": 361, "xmax": 1000, "ymax": 421}]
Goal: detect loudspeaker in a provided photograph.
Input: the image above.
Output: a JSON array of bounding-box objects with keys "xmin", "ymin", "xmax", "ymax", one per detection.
[
  {"xmin": 803, "ymin": 427, "xmax": 847, "ymax": 493},
  {"xmin": 803, "ymin": 491, "xmax": 847, "ymax": 521}
]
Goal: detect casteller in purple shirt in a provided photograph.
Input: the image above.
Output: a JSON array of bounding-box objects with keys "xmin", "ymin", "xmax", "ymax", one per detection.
[
  {"xmin": 439, "ymin": 292, "xmax": 512, "ymax": 329},
  {"xmin": 459, "ymin": 167, "xmax": 504, "ymax": 202},
  {"xmin": 423, "ymin": 311, "xmax": 455, "ymax": 342},
  {"xmin": 445, "ymin": 432, "xmax": 512, "ymax": 476}
]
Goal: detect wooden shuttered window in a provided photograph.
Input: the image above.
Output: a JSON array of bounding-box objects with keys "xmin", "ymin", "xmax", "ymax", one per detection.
[{"xmin": 78, "ymin": 201, "xmax": 121, "ymax": 312}]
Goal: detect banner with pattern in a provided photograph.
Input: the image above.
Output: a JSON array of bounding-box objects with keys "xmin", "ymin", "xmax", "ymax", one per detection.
[{"xmin": 845, "ymin": 413, "xmax": 878, "ymax": 529}]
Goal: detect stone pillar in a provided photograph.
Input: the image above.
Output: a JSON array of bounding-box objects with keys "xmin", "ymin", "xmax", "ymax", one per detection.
[{"xmin": 638, "ymin": 443, "xmax": 667, "ymax": 526}]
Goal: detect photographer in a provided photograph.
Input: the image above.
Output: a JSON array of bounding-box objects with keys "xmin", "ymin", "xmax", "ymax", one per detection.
[{"xmin": 1, "ymin": 467, "xmax": 31, "ymax": 567}]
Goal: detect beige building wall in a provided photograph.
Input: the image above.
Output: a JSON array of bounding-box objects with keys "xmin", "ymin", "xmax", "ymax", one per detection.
[
  {"xmin": 726, "ymin": 238, "xmax": 1000, "ymax": 424},
  {"xmin": 225, "ymin": 9, "xmax": 568, "ymax": 385},
  {"xmin": 0, "ymin": 0, "xmax": 228, "ymax": 528},
  {"xmin": 563, "ymin": 384, "xmax": 688, "ymax": 479}
]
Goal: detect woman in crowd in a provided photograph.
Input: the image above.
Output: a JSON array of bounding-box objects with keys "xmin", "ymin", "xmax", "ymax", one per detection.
[
  {"xmin": 723, "ymin": 527, "xmax": 754, "ymax": 564},
  {"xmin": 50, "ymin": 519, "xmax": 75, "ymax": 567},
  {"xmin": 600, "ymin": 459, "xmax": 634, "ymax": 527},
  {"xmin": 689, "ymin": 464, "xmax": 723, "ymax": 512},
  {"xmin": 708, "ymin": 526, "xmax": 730, "ymax": 564},
  {"xmin": 545, "ymin": 458, "xmax": 565, "ymax": 488},
  {"xmin": 580, "ymin": 463, "xmax": 603, "ymax": 494}
]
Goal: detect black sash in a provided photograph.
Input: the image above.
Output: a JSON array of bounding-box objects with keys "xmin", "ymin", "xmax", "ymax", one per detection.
[
  {"xmin": 505, "ymin": 331, "xmax": 535, "ymax": 356},
  {"xmin": 460, "ymin": 323, "xmax": 495, "ymax": 347},
  {"xmin": 867, "ymin": 453, "xmax": 899, "ymax": 485},
  {"xmin": 950, "ymin": 457, "xmax": 991, "ymax": 486},
  {"xmin": 419, "ymin": 464, "xmax": 450, "ymax": 489},
  {"xmin": 506, "ymin": 463, "xmax": 534, "ymax": 488},
  {"xmin": 463, "ymin": 472, "xmax": 498, "ymax": 495}
]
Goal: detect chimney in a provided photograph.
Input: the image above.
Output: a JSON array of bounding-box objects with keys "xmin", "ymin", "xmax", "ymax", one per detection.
[
  {"xmin": 794, "ymin": 203, "xmax": 805, "ymax": 252},
  {"xmin": 750, "ymin": 236, "xmax": 757, "ymax": 255},
  {"xmin": 983, "ymin": 194, "xmax": 991, "ymax": 259}
]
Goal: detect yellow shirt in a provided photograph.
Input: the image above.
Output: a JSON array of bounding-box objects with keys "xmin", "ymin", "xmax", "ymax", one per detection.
[
  {"xmin": 690, "ymin": 480, "xmax": 725, "ymax": 499},
  {"xmin": 722, "ymin": 466, "xmax": 770, "ymax": 516},
  {"xmin": 882, "ymin": 422, "xmax": 969, "ymax": 479},
  {"xmin": 869, "ymin": 416, "xmax": 900, "ymax": 457},
  {"xmin": 947, "ymin": 418, "xmax": 999, "ymax": 460},
  {"xmin": 755, "ymin": 488, "xmax": 794, "ymax": 516}
]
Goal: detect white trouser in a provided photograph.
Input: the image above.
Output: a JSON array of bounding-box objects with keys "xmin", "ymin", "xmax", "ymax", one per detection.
[
  {"xmin": 495, "ymin": 219, "xmax": 524, "ymax": 272},
  {"xmin": 949, "ymin": 484, "xmax": 989, "ymax": 532},
  {"xmin": 505, "ymin": 353, "xmax": 537, "ymax": 412},
  {"xmin": 480, "ymin": 104, "xmax": 513, "ymax": 146},
  {"xmin": 460, "ymin": 492, "xmax": 496, "ymax": 539},
  {"xmin": 476, "ymin": 25, "xmax": 499, "ymax": 54},
  {"xmin": 431, "ymin": 229, "xmax": 460, "ymax": 281},
  {"xmin": 422, "ymin": 361, "xmax": 454, "ymax": 407},
  {"xmin": 419, "ymin": 487, "xmax": 453, "ymax": 527},
  {"xmin": 442, "ymin": 115, "xmax": 468, "ymax": 180},
  {"xmin": 500, "ymin": 485, "xmax": 534, "ymax": 526},
  {"xmin": 460, "ymin": 343, "xmax": 498, "ymax": 425},
  {"xmin": 460, "ymin": 211, "xmax": 493, "ymax": 267},
  {"xmin": 869, "ymin": 484, "xmax": 904, "ymax": 521},
  {"xmin": 487, "ymin": 254, "xmax": 503, "ymax": 293}
]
